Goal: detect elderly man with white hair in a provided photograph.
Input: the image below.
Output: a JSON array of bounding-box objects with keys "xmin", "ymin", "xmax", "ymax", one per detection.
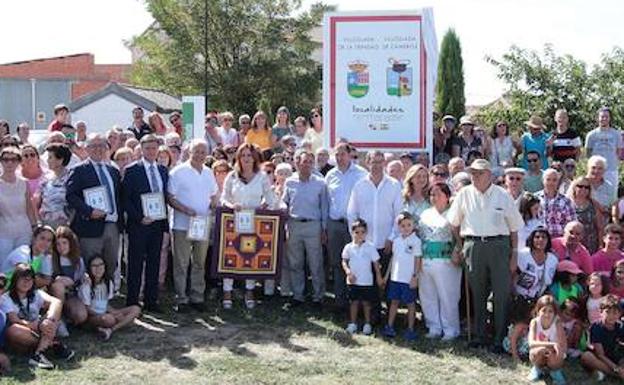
[
  {"xmin": 586, "ymin": 155, "xmax": 616, "ymax": 222},
  {"xmin": 535, "ymin": 168, "xmax": 577, "ymax": 238},
  {"xmin": 550, "ymin": 220, "xmax": 593, "ymax": 274},
  {"xmin": 386, "ymin": 160, "xmax": 404, "ymax": 182},
  {"xmin": 167, "ymin": 139, "xmax": 219, "ymax": 312},
  {"xmin": 448, "ymin": 157, "xmax": 465, "ymax": 177}
]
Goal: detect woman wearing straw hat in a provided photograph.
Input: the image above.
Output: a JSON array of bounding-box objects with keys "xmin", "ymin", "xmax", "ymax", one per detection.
[{"xmin": 520, "ymin": 115, "xmax": 551, "ymax": 170}]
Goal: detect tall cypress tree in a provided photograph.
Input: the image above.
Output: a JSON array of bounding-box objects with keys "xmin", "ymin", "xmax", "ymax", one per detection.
[{"xmin": 435, "ymin": 29, "xmax": 466, "ymax": 119}]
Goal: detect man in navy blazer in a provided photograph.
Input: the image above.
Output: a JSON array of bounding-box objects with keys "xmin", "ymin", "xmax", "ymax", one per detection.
[
  {"xmin": 122, "ymin": 134, "xmax": 169, "ymax": 312},
  {"xmin": 66, "ymin": 133, "xmax": 122, "ymax": 274}
]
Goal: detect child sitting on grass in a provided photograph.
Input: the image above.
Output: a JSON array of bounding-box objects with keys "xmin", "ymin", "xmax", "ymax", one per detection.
[
  {"xmin": 527, "ymin": 294, "xmax": 567, "ymax": 384},
  {"xmin": 79, "ymin": 256, "xmax": 141, "ymax": 341},
  {"xmin": 381, "ymin": 212, "xmax": 422, "ymax": 341},
  {"xmin": 580, "ymin": 294, "xmax": 624, "ymax": 381},
  {"xmin": 341, "ymin": 219, "xmax": 383, "ymax": 335}
]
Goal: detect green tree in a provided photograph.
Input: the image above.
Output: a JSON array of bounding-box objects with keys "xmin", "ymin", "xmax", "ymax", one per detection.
[
  {"xmin": 435, "ymin": 29, "xmax": 465, "ymax": 119},
  {"xmin": 476, "ymin": 45, "xmax": 624, "ymax": 136},
  {"xmin": 129, "ymin": 0, "xmax": 330, "ymax": 116}
]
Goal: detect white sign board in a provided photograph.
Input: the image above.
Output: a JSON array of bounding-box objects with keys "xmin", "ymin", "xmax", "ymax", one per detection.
[
  {"xmin": 323, "ymin": 10, "xmax": 437, "ymax": 153},
  {"xmin": 182, "ymin": 96, "xmax": 206, "ymax": 141}
]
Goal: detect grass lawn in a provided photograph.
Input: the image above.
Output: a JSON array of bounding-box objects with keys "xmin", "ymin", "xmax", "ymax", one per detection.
[{"xmin": 0, "ymin": 293, "xmax": 617, "ymax": 385}]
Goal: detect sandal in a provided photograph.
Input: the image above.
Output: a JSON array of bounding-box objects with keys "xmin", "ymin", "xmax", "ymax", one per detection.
[{"xmin": 97, "ymin": 327, "xmax": 112, "ymax": 341}]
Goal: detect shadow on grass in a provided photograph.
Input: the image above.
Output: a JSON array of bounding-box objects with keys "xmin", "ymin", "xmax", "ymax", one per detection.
[{"xmin": 3, "ymin": 289, "xmax": 361, "ymax": 382}]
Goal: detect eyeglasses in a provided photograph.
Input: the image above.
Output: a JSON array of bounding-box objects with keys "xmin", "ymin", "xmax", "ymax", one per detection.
[
  {"xmin": 432, "ymin": 172, "xmax": 448, "ymax": 177},
  {"xmin": 226, "ymin": 149, "xmax": 237, "ymax": 154},
  {"xmin": 507, "ymin": 176, "xmax": 522, "ymax": 181},
  {"xmin": 576, "ymin": 185, "xmax": 591, "ymax": 190},
  {"xmin": 0, "ymin": 157, "xmax": 19, "ymax": 163},
  {"xmin": 284, "ymin": 157, "xmax": 293, "ymax": 161},
  {"xmin": 22, "ymin": 152, "xmax": 37, "ymax": 159},
  {"xmin": 527, "ymin": 158, "xmax": 539, "ymax": 163}
]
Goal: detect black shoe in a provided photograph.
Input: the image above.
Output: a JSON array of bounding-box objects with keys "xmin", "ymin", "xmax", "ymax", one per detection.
[
  {"xmin": 190, "ymin": 302, "xmax": 206, "ymax": 312},
  {"xmin": 468, "ymin": 340, "xmax": 485, "ymax": 349},
  {"xmin": 145, "ymin": 304, "xmax": 164, "ymax": 314},
  {"xmin": 29, "ymin": 352, "xmax": 54, "ymax": 369},
  {"xmin": 489, "ymin": 344, "xmax": 505, "ymax": 355},
  {"xmin": 289, "ymin": 299, "xmax": 305, "ymax": 308},
  {"xmin": 52, "ymin": 342, "xmax": 75, "ymax": 361},
  {"xmin": 174, "ymin": 303, "xmax": 191, "ymax": 313}
]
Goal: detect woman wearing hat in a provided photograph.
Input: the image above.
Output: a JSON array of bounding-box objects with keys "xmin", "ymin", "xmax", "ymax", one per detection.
[
  {"xmin": 521, "ymin": 115, "xmax": 550, "ymax": 170},
  {"xmin": 451, "ymin": 116, "xmax": 483, "ymax": 162}
]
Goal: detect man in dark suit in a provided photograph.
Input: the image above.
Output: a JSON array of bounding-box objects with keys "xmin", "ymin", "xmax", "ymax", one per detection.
[
  {"xmin": 122, "ymin": 134, "xmax": 169, "ymax": 312},
  {"xmin": 66, "ymin": 133, "xmax": 122, "ymax": 273}
]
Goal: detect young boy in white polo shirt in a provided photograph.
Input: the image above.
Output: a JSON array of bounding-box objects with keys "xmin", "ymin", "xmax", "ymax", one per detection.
[
  {"xmin": 341, "ymin": 219, "xmax": 383, "ymax": 335},
  {"xmin": 382, "ymin": 212, "xmax": 422, "ymax": 341}
]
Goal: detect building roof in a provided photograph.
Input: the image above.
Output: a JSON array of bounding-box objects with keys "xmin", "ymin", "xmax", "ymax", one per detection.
[{"xmin": 68, "ymin": 82, "xmax": 181, "ymax": 113}]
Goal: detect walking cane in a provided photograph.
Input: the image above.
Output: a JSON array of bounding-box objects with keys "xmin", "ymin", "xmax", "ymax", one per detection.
[{"xmin": 464, "ymin": 266, "xmax": 472, "ymax": 342}]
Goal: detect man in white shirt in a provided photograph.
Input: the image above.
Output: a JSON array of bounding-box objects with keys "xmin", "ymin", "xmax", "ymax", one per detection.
[
  {"xmin": 347, "ymin": 150, "xmax": 402, "ymax": 268},
  {"xmin": 325, "ymin": 143, "xmax": 366, "ymax": 308},
  {"xmin": 168, "ymin": 139, "xmax": 218, "ymax": 312},
  {"xmin": 447, "ymin": 159, "xmax": 524, "ymax": 352}
]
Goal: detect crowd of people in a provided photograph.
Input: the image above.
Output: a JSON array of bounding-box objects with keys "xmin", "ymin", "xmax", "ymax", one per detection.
[{"xmin": 0, "ymin": 104, "xmax": 623, "ymax": 384}]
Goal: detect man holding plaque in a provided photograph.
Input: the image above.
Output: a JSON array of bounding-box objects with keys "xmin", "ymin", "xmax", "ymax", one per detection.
[
  {"xmin": 66, "ymin": 134, "xmax": 122, "ymax": 273},
  {"xmin": 283, "ymin": 149, "xmax": 329, "ymax": 307},
  {"xmin": 167, "ymin": 139, "xmax": 218, "ymax": 313},
  {"xmin": 122, "ymin": 134, "xmax": 169, "ymax": 312}
]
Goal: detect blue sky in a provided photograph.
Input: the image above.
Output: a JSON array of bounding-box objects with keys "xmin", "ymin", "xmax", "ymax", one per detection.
[{"xmin": 1, "ymin": 0, "xmax": 621, "ymax": 105}]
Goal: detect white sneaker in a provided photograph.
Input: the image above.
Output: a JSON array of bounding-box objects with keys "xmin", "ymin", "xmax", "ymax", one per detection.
[
  {"xmin": 362, "ymin": 323, "xmax": 373, "ymax": 335},
  {"xmin": 345, "ymin": 323, "xmax": 358, "ymax": 334},
  {"xmin": 223, "ymin": 300, "xmax": 233, "ymax": 309},
  {"xmin": 593, "ymin": 370, "xmax": 605, "ymax": 382}
]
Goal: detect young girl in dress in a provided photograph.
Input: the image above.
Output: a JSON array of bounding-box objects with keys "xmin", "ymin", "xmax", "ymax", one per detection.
[
  {"xmin": 3, "ymin": 264, "xmax": 74, "ymax": 369},
  {"xmin": 527, "ymin": 294, "xmax": 567, "ymax": 384},
  {"xmin": 79, "ymin": 256, "xmax": 141, "ymax": 341},
  {"xmin": 586, "ymin": 273, "xmax": 609, "ymax": 325},
  {"xmin": 49, "ymin": 226, "xmax": 87, "ymax": 329}
]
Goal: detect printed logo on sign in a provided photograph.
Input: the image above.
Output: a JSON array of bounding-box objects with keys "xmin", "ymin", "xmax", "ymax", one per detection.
[
  {"xmin": 347, "ymin": 61, "xmax": 369, "ymax": 98},
  {"xmin": 386, "ymin": 58, "xmax": 412, "ymax": 97}
]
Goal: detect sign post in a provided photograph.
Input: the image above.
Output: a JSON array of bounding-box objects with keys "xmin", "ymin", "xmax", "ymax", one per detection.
[
  {"xmin": 182, "ymin": 96, "xmax": 206, "ymax": 141},
  {"xmin": 323, "ymin": 10, "xmax": 438, "ymax": 156}
]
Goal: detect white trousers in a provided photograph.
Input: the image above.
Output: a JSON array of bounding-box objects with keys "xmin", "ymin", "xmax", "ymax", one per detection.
[{"xmin": 419, "ymin": 259, "xmax": 462, "ymax": 338}]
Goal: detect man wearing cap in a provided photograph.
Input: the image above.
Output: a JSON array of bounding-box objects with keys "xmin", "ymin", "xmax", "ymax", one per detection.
[
  {"xmin": 47, "ymin": 104, "xmax": 70, "ymax": 132},
  {"xmin": 447, "ymin": 158, "xmax": 524, "ymax": 352},
  {"xmin": 535, "ymin": 169, "xmax": 577, "ymax": 238},
  {"xmin": 433, "ymin": 115, "xmax": 455, "ymax": 164},
  {"xmin": 550, "ymin": 221, "xmax": 593, "ymax": 275},
  {"xmin": 452, "ymin": 116, "xmax": 483, "ymax": 162},
  {"xmin": 128, "ymin": 107, "xmax": 152, "ymax": 140},
  {"xmin": 521, "ymin": 115, "xmax": 551, "ymax": 170},
  {"xmin": 504, "ymin": 167, "xmax": 526, "ymax": 207}
]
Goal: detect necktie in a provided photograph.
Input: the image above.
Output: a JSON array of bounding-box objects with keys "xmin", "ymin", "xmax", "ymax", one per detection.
[
  {"xmin": 149, "ymin": 164, "xmax": 160, "ymax": 193},
  {"xmin": 96, "ymin": 163, "xmax": 115, "ymax": 214}
]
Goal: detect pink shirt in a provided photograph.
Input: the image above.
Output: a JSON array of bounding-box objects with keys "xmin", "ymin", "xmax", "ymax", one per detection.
[
  {"xmin": 592, "ymin": 249, "xmax": 624, "ymax": 274},
  {"xmin": 551, "ymin": 237, "xmax": 593, "ymax": 274}
]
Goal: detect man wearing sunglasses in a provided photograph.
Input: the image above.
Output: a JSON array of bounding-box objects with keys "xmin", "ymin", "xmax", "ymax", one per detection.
[{"xmin": 523, "ymin": 150, "xmax": 544, "ymax": 193}]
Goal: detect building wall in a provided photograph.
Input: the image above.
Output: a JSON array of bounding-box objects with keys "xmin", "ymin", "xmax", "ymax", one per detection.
[
  {"xmin": 0, "ymin": 78, "xmax": 71, "ymax": 131},
  {"xmin": 71, "ymin": 93, "xmax": 153, "ymax": 134}
]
